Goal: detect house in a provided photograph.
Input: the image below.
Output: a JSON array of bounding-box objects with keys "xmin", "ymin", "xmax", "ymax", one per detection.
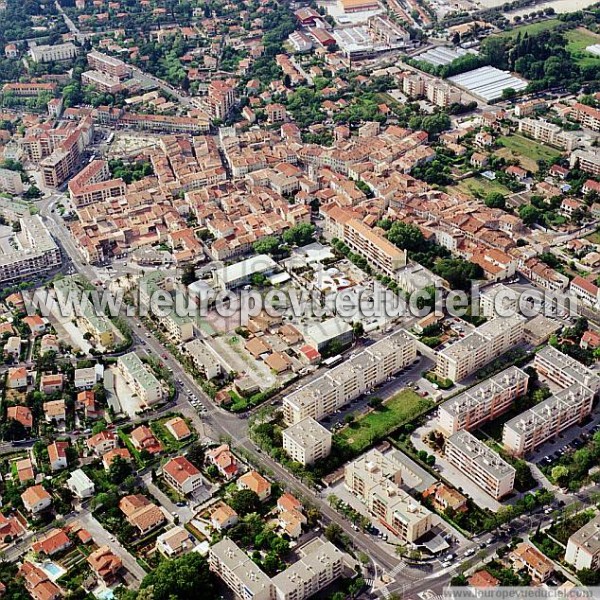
[
  {"xmin": 102, "ymin": 447, "xmax": 132, "ymax": 470},
  {"xmin": 19, "ymin": 562, "xmax": 62, "ymax": 600},
  {"xmin": 16, "ymin": 458, "xmax": 35, "ymax": 484},
  {"xmin": 206, "ymin": 444, "xmax": 238, "ymax": 479},
  {"xmin": 7, "ymin": 405, "xmax": 32, "ymax": 428},
  {"xmin": 560, "ymin": 198, "xmax": 584, "ymax": 218},
  {"xmin": 74, "ymin": 365, "xmax": 102, "ymax": 389},
  {"xmin": 470, "ymin": 152, "xmax": 488, "ymax": 169},
  {"xmin": 87, "ymin": 546, "xmax": 122, "ymax": 582},
  {"xmin": 265, "ymin": 352, "xmax": 293, "ymax": 374},
  {"xmin": 156, "ymin": 526, "xmax": 194, "ymax": 558},
  {"xmin": 237, "ymin": 470, "xmax": 271, "ymax": 501},
  {"xmin": 582, "ymin": 179, "xmax": 600, "ymax": 196},
  {"xmin": 549, "ymin": 165, "xmax": 569, "ymax": 180},
  {"xmin": 7, "ymin": 367, "xmax": 27, "ymax": 389},
  {"xmin": 23, "ymin": 315, "xmax": 46, "ymax": 335},
  {"xmin": 298, "ymin": 345, "xmax": 321, "ymax": 365},
  {"xmin": 277, "ymin": 493, "xmax": 303, "ymax": 514},
  {"xmin": 475, "ymin": 131, "xmax": 493, "ymax": 147},
  {"xmin": 468, "ymin": 570, "xmax": 500, "ymax": 588},
  {"xmin": 422, "ymin": 482, "xmax": 468, "ymax": 513},
  {"xmin": 67, "ymin": 469, "xmax": 95, "ymax": 499},
  {"xmin": 279, "ymin": 509, "xmax": 306, "ymax": 539},
  {"xmin": 40, "ymin": 374, "xmax": 64, "ymax": 394},
  {"xmin": 48, "ymin": 441, "xmax": 69, "ymax": 472},
  {"xmin": 581, "ymin": 329, "xmax": 600, "ymax": 350},
  {"xmin": 245, "ymin": 336, "xmax": 272, "ymax": 358},
  {"xmin": 32, "ymin": 528, "xmax": 72, "ymax": 556},
  {"xmin": 40, "ymin": 334, "xmax": 60, "ymax": 354},
  {"xmin": 0, "ymin": 512, "xmax": 25, "ymax": 543},
  {"xmin": 570, "ymin": 276, "xmax": 600, "ymax": 307},
  {"xmin": 76, "ymin": 390, "xmax": 102, "ymax": 419},
  {"xmin": 130, "ymin": 425, "xmax": 162, "ymax": 454},
  {"xmin": 43, "ymin": 400, "xmax": 66, "ymax": 423},
  {"xmin": 165, "ymin": 417, "xmax": 192, "ymax": 441},
  {"xmin": 510, "ymin": 542, "xmax": 554, "ymax": 582},
  {"xmin": 505, "ymin": 165, "xmax": 528, "ymax": 181},
  {"xmin": 21, "ymin": 484, "xmax": 52, "ymax": 514},
  {"xmin": 4, "ymin": 336, "xmax": 21, "ymax": 359},
  {"xmin": 211, "ymin": 503, "xmax": 238, "ymax": 531},
  {"xmin": 76, "ymin": 528, "xmax": 93, "ymax": 545},
  {"xmin": 163, "ymin": 456, "xmax": 203, "ymax": 495},
  {"xmin": 86, "ymin": 430, "xmax": 117, "ymax": 455},
  {"xmin": 119, "ymin": 494, "xmax": 166, "ymax": 534}
]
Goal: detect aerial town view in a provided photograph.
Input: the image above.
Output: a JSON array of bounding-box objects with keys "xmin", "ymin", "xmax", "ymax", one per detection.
[{"xmin": 0, "ymin": 0, "xmax": 600, "ymax": 597}]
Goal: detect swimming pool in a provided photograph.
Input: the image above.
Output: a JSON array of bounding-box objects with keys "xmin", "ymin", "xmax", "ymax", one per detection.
[
  {"xmin": 96, "ymin": 588, "xmax": 115, "ymax": 600},
  {"xmin": 40, "ymin": 561, "xmax": 67, "ymax": 581}
]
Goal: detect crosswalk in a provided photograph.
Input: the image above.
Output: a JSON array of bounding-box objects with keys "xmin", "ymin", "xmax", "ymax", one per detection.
[{"xmin": 388, "ymin": 559, "xmax": 408, "ymax": 578}]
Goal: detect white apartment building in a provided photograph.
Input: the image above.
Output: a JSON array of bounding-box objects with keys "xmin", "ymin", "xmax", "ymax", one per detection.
[
  {"xmin": 184, "ymin": 338, "xmax": 223, "ymax": 380},
  {"xmin": 29, "ymin": 42, "xmax": 77, "ymax": 63},
  {"xmin": 435, "ymin": 315, "xmax": 525, "ymax": 382},
  {"xmin": 87, "ymin": 50, "xmax": 132, "ymax": 79},
  {"xmin": 403, "ymin": 74, "xmax": 425, "ymax": 98},
  {"xmin": 502, "ymin": 384, "xmax": 594, "ymax": 457},
  {"xmin": 479, "ymin": 283, "xmax": 519, "ymax": 318},
  {"xmin": 282, "ymin": 417, "xmax": 332, "ymax": 466},
  {"xmin": 345, "ymin": 449, "xmax": 433, "ymax": 543},
  {"xmin": 438, "ymin": 366, "xmax": 529, "ymax": 435},
  {"xmin": 571, "ymin": 150, "xmax": 600, "ymax": 177},
  {"xmin": 209, "ymin": 537, "xmax": 348, "ymax": 600},
  {"xmin": 518, "ymin": 118, "xmax": 576, "ymax": 152},
  {"xmin": 565, "ymin": 514, "xmax": 600, "ymax": 571},
  {"xmin": 425, "ymin": 81, "xmax": 461, "ymax": 108},
  {"xmin": 117, "ymin": 352, "xmax": 163, "ymax": 406},
  {"xmin": 0, "ymin": 167, "xmax": 23, "ymax": 195},
  {"xmin": 283, "ymin": 330, "xmax": 416, "ymax": 424},
  {"xmin": 445, "ymin": 430, "xmax": 515, "ymax": 499},
  {"xmin": 0, "ymin": 215, "xmax": 61, "ymax": 285},
  {"xmin": 533, "ymin": 345, "xmax": 600, "ymax": 394}
]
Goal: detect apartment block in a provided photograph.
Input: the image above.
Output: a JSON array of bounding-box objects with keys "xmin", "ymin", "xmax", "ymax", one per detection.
[
  {"xmin": 570, "ymin": 149, "xmax": 600, "ymax": 177},
  {"xmin": 210, "ymin": 537, "xmax": 349, "ymax": 600},
  {"xmin": 435, "ymin": 315, "xmax": 525, "ymax": 382},
  {"xmin": 81, "ymin": 70, "xmax": 123, "ymax": 94},
  {"xmin": 565, "ymin": 513, "xmax": 600, "ymax": 571},
  {"xmin": 403, "ymin": 74, "xmax": 425, "ymax": 98},
  {"xmin": 425, "ymin": 81, "xmax": 461, "ymax": 108},
  {"xmin": 117, "ymin": 352, "xmax": 163, "ymax": 406},
  {"xmin": 208, "ymin": 80, "xmax": 235, "ymax": 120},
  {"xmin": 282, "ymin": 417, "xmax": 332, "ymax": 466},
  {"xmin": 438, "ymin": 366, "xmax": 529, "ymax": 435},
  {"xmin": 283, "ymin": 329, "xmax": 416, "ymax": 424},
  {"xmin": 570, "ymin": 102, "xmax": 600, "ymax": 132},
  {"xmin": 344, "ymin": 449, "xmax": 433, "ymax": 543},
  {"xmin": 518, "ymin": 118, "xmax": 576, "ymax": 152},
  {"xmin": 0, "ymin": 215, "xmax": 61, "ymax": 285},
  {"xmin": 87, "ymin": 50, "xmax": 132, "ymax": 80},
  {"xmin": 502, "ymin": 384, "xmax": 594, "ymax": 457},
  {"xmin": 0, "ymin": 167, "xmax": 23, "ymax": 195},
  {"xmin": 29, "ymin": 42, "xmax": 77, "ymax": 63},
  {"xmin": 68, "ymin": 159, "xmax": 125, "ymax": 208},
  {"xmin": 184, "ymin": 338, "xmax": 223, "ymax": 380},
  {"xmin": 445, "ymin": 430, "xmax": 516, "ymax": 499},
  {"xmin": 479, "ymin": 283, "xmax": 519, "ymax": 318},
  {"xmin": 533, "ymin": 345, "xmax": 600, "ymax": 394}
]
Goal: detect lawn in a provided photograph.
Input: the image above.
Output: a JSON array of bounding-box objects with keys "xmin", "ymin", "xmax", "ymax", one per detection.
[
  {"xmin": 565, "ymin": 28, "xmax": 600, "ymax": 68},
  {"xmin": 336, "ymin": 390, "xmax": 433, "ymax": 453},
  {"xmin": 496, "ymin": 135, "xmax": 561, "ymax": 172},
  {"xmin": 454, "ymin": 176, "xmax": 512, "ymax": 199},
  {"xmin": 495, "ymin": 19, "xmax": 560, "ymax": 39},
  {"xmin": 586, "ymin": 228, "xmax": 600, "ymax": 244}
]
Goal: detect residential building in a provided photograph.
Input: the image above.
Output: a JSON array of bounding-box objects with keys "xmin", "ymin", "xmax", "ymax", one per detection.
[
  {"xmin": 502, "ymin": 384, "xmax": 595, "ymax": 457},
  {"xmin": 184, "ymin": 338, "xmax": 223, "ymax": 379},
  {"xmin": 533, "ymin": 345, "xmax": 600, "ymax": 393},
  {"xmin": 282, "ymin": 417, "xmax": 332, "ymax": 465},
  {"xmin": 237, "ymin": 471, "xmax": 271, "ymax": 501},
  {"xmin": 87, "ymin": 546, "xmax": 122, "ymax": 582},
  {"xmin": 7, "ymin": 405, "xmax": 32, "ymax": 428},
  {"xmin": 81, "ymin": 70, "xmax": 123, "ymax": 93},
  {"xmin": 117, "ymin": 352, "xmax": 163, "ymax": 406},
  {"xmin": 119, "ymin": 494, "xmax": 166, "ymax": 534},
  {"xmin": 571, "ymin": 150, "xmax": 600, "ymax": 177},
  {"xmin": 7, "ymin": 366, "xmax": 27, "ymax": 388},
  {"xmin": 0, "ymin": 167, "xmax": 23, "ymax": 195},
  {"xmin": 0, "ymin": 215, "xmax": 61, "ymax": 285},
  {"xmin": 284, "ymin": 329, "xmax": 416, "ymax": 424},
  {"xmin": 438, "ymin": 366, "xmax": 529, "ymax": 434},
  {"xmin": 43, "ymin": 399, "xmax": 66, "ymax": 423},
  {"xmin": 445, "ymin": 430, "xmax": 515, "ymax": 499},
  {"xmin": 163, "ymin": 456, "xmax": 203, "ymax": 495},
  {"xmin": 87, "ymin": 50, "xmax": 131, "ymax": 79},
  {"xmin": 422, "ymin": 482, "xmax": 467, "ymax": 513},
  {"xmin": 510, "ymin": 542, "xmax": 554, "ymax": 582},
  {"xmin": 48, "ymin": 441, "xmax": 69, "ymax": 472},
  {"xmin": 518, "ymin": 118, "xmax": 576, "ymax": 151},
  {"xmin": 426, "ymin": 81, "xmax": 461, "ymax": 108},
  {"xmin": 130, "ymin": 425, "xmax": 162, "ymax": 454},
  {"xmin": 570, "ymin": 102, "xmax": 600, "ymax": 131},
  {"xmin": 211, "ymin": 503, "xmax": 239, "ymax": 531},
  {"xmin": 33, "ymin": 528, "xmax": 71, "ymax": 556},
  {"xmin": 67, "ymin": 468, "xmax": 95, "ymax": 499},
  {"xmin": 21, "ymin": 484, "xmax": 52, "ymax": 513},
  {"xmin": 165, "ymin": 417, "xmax": 192, "ymax": 441},
  {"xmin": 208, "ymin": 80, "xmax": 235, "ymax": 120},
  {"xmin": 19, "ymin": 562, "xmax": 62, "ymax": 600},
  {"xmin": 344, "ymin": 449, "xmax": 433, "ymax": 543},
  {"xmin": 102, "ymin": 448, "xmax": 131, "ymax": 470},
  {"xmin": 86, "ymin": 430, "xmax": 117, "ymax": 455},
  {"xmin": 29, "ymin": 42, "xmax": 77, "ymax": 63},
  {"xmin": 206, "ymin": 444, "xmax": 238, "ymax": 479},
  {"xmin": 435, "ymin": 315, "xmax": 525, "ymax": 382},
  {"xmin": 156, "ymin": 526, "xmax": 195, "ymax": 558},
  {"xmin": 570, "ymin": 276, "xmax": 600, "ymax": 308},
  {"xmin": 565, "ymin": 513, "xmax": 600, "ymax": 571}
]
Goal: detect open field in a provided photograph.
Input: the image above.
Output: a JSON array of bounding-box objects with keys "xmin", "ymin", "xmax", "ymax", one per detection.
[
  {"xmin": 565, "ymin": 28, "xmax": 600, "ymax": 68},
  {"xmin": 496, "ymin": 135, "xmax": 561, "ymax": 172},
  {"xmin": 336, "ymin": 390, "xmax": 433, "ymax": 452},
  {"xmin": 453, "ymin": 176, "xmax": 512, "ymax": 199},
  {"xmin": 495, "ymin": 19, "xmax": 560, "ymax": 39}
]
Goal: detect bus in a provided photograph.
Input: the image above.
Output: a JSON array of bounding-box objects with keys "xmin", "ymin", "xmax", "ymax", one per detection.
[{"xmin": 323, "ymin": 355, "xmax": 342, "ymax": 368}]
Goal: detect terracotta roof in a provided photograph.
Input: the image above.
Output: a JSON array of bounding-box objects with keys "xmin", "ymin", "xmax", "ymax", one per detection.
[
  {"xmin": 32, "ymin": 528, "xmax": 71, "ymax": 556},
  {"xmin": 165, "ymin": 417, "xmax": 191, "ymax": 441},
  {"xmin": 238, "ymin": 470, "xmax": 271, "ymax": 497},
  {"xmin": 7, "ymin": 405, "xmax": 32, "ymax": 428},
  {"xmin": 163, "ymin": 456, "xmax": 200, "ymax": 485}
]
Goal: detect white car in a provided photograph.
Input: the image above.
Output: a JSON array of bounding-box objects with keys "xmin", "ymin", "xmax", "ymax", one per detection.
[{"xmin": 441, "ymin": 561, "xmax": 452, "ymax": 568}]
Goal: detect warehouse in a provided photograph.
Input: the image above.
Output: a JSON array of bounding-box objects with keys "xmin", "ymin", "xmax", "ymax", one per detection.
[{"xmin": 448, "ymin": 66, "xmax": 528, "ymax": 102}]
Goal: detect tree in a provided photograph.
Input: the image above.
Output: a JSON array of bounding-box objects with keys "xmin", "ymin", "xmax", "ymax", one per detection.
[
  {"xmin": 186, "ymin": 442, "xmax": 205, "ymax": 469},
  {"xmin": 181, "ymin": 264, "xmax": 196, "ymax": 286},
  {"xmin": 229, "ymin": 489, "xmax": 260, "ymax": 516},
  {"xmin": 485, "ymin": 191, "xmax": 506, "ymax": 210},
  {"xmin": 324, "ymin": 522, "xmax": 343, "ymax": 544},
  {"xmin": 282, "ymin": 223, "xmax": 315, "ymax": 247},
  {"xmin": 108, "ymin": 456, "xmax": 132, "ymax": 485},
  {"xmin": 253, "ymin": 236, "xmax": 280, "ymax": 255},
  {"xmin": 139, "ymin": 553, "xmax": 215, "ymax": 599},
  {"xmin": 387, "ymin": 221, "xmax": 424, "ymax": 251}
]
